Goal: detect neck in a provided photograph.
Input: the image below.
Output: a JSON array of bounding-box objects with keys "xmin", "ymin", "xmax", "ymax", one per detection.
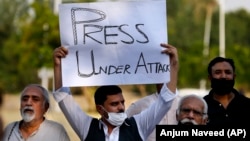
[
  {"xmin": 20, "ymin": 118, "xmax": 45, "ymax": 139},
  {"xmin": 101, "ymin": 118, "xmax": 116, "ymax": 134},
  {"xmin": 213, "ymin": 92, "xmax": 235, "ymax": 109}
]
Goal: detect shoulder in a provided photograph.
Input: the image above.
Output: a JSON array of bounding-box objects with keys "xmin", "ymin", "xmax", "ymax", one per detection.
[
  {"xmin": 43, "ymin": 119, "xmax": 66, "ymax": 130},
  {"xmin": 135, "ymin": 93, "xmax": 158, "ymax": 104},
  {"xmin": 203, "ymin": 91, "xmax": 212, "ymax": 101},
  {"xmin": 126, "ymin": 94, "xmax": 158, "ymax": 117},
  {"xmin": 203, "ymin": 95, "xmax": 209, "ymax": 100},
  {"xmin": 3, "ymin": 121, "xmax": 19, "ymax": 137},
  {"xmin": 4, "ymin": 121, "xmax": 18, "ymax": 130},
  {"xmin": 233, "ymin": 89, "xmax": 250, "ymax": 101},
  {"xmin": 128, "ymin": 93, "xmax": 158, "ymax": 109},
  {"xmin": 236, "ymin": 94, "xmax": 250, "ymax": 103}
]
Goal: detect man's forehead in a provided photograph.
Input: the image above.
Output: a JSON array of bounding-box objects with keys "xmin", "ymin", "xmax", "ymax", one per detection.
[
  {"xmin": 21, "ymin": 87, "xmax": 43, "ymax": 97},
  {"xmin": 212, "ymin": 62, "xmax": 233, "ymax": 69},
  {"xmin": 182, "ymin": 98, "xmax": 203, "ymax": 108},
  {"xmin": 106, "ymin": 93, "xmax": 124, "ymax": 101},
  {"xmin": 21, "ymin": 93, "xmax": 43, "ymax": 99}
]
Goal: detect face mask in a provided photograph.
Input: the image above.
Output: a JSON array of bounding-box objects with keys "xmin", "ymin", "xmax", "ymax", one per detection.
[
  {"xmin": 211, "ymin": 78, "xmax": 235, "ymax": 95},
  {"xmin": 101, "ymin": 107, "xmax": 127, "ymax": 126}
]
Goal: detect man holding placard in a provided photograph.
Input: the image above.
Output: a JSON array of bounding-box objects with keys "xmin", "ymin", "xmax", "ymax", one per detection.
[
  {"xmin": 52, "ymin": 43, "xmax": 179, "ymax": 141},
  {"xmin": 53, "ymin": 1, "xmax": 177, "ymax": 140}
]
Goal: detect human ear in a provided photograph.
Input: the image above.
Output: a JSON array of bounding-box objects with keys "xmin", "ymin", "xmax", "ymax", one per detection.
[
  {"xmin": 96, "ymin": 105, "xmax": 102, "ymax": 114},
  {"xmin": 203, "ymin": 117, "xmax": 209, "ymax": 125}
]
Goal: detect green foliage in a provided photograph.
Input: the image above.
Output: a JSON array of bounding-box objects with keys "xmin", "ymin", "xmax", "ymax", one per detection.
[
  {"xmin": 0, "ymin": 0, "xmax": 29, "ymax": 44},
  {"xmin": 0, "ymin": 0, "xmax": 59, "ymax": 92},
  {"xmin": 0, "ymin": 0, "xmax": 249, "ymax": 93},
  {"xmin": 226, "ymin": 10, "xmax": 250, "ymax": 46},
  {"xmin": 224, "ymin": 10, "xmax": 250, "ymax": 90},
  {"xmin": 168, "ymin": 0, "xmax": 250, "ymax": 91}
]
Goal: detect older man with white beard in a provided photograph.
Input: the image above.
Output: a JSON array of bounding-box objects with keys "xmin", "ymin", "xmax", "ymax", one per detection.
[
  {"xmin": 176, "ymin": 94, "xmax": 208, "ymax": 125},
  {"xmin": 2, "ymin": 84, "xmax": 70, "ymax": 141}
]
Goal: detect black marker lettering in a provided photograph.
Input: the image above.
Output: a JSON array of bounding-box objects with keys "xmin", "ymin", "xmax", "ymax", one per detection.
[
  {"xmin": 136, "ymin": 24, "xmax": 149, "ymax": 43},
  {"xmin": 135, "ymin": 53, "xmax": 148, "ymax": 73}
]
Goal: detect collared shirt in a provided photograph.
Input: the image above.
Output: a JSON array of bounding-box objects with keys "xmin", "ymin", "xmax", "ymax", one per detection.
[
  {"xmin": 53, "ymin": 84, "xmax": 177, "ymax": 141},
  {"xmin": 2, "ymin": 119, "xmax": 70, "ymax": 141},
  {"xmin": 204, "ymin": 88, "xmax": 250, "ymax": 126},
  {"xmin": 101, "ymin": 120, "xmax": 120, "ymax": 141},
  {"xmin": 126, "ymin": 93, "xmax": 180, "ymax": 141}
]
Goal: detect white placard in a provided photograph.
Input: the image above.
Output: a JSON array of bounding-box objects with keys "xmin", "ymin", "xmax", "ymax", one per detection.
[{"xmin": 59, "ymin": 0, "xmax": 169, "ymax": 87}]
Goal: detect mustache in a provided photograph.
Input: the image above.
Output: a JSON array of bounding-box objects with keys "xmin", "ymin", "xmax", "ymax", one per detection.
[
  {"xmin": 22, "ymin": 106, "xmax": 34, "ymax": 113},
  {"xmin": 180, "ymin": 118, "xmax": 198, "ymax": 125},
  {"xmin": 118, "ymin": 110, "xmax": 125, "ymax": 113}
]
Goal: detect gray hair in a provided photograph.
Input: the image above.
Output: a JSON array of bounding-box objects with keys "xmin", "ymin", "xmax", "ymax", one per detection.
[
  {"xmin": 21, "ymin": 84, "xmax": 50, "ymax": 107},
  {"xmin": 176, "ymin": 94, "xmax": 208, "ymax": 119}
]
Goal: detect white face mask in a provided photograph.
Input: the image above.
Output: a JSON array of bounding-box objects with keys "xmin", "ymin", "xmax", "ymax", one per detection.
[{"xmin": 101, "ymin": 107, "xmax": 127, "ymax": 126}]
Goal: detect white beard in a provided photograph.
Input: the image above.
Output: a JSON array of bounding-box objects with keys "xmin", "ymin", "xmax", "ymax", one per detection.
[{"xmin": 21, "ymin": 106, "xmax": 35, "ymax": 122}]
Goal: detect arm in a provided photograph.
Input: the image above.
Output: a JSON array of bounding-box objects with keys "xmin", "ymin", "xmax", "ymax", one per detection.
[
  {"xmin": 134, "ymin": 44, "xmax": 179, "ymax": 140},
  {"xmin": 53, "ymin": 46, "xmax": 68, "ymax": 90},
  {"xmin": 53, "ymin": 47, "xmax": 92, "ymax": 140},
  {"xmin": 160, "ymin": 43, "xmax": 179, "ymax": 94}
]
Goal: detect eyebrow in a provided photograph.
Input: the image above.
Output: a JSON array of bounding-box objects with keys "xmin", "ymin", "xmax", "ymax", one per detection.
[{"xmin": 22, "ymin": 95, "xmax": 42, "ymax": 100}]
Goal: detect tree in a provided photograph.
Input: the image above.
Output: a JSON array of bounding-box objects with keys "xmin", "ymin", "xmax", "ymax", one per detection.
[
  {"xmin": 0, "ymin": 0, "xmax": 249, "ymax": 93},
  {"xmin": 0, "ymin": 0, "xmax": 30, "ymax": 91},
  {"xmin": 1, "ymin": 0, "xmax": 60, "ymax": 92}
]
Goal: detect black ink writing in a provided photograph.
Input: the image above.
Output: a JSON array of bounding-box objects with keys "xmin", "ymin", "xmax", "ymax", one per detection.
[
  {"xmin": 135, "ymin": 53, "xmax": 170, "ymax": 73},
  {"xmin": 76, "ymin": 50, "xmax": 169, "ymax": 78},
  {"xmin": 71, "ymin": 8, "xmax": 149, "ymax": 45}
]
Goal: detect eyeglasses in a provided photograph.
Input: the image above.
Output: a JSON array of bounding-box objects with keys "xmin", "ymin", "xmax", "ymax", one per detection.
[{"xmin": 180, "ymin": 108, "xmax": 206, "ymax": 117}]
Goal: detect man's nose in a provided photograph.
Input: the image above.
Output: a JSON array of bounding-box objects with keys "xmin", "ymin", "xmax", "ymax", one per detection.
[
  {"xmin": 118, "ymin": 103, "xmax": 125, "ymax": 111},
  {"xmin": 221, "ymin": 72, "xmax": 227, "ymax": 78},
  {"xmin": 25, "ymin": 98, "xmax": 32, "ymax": 105},
  {"xmin": 187, "ymin": 111, "xmax": 195, "ymax": 118}
]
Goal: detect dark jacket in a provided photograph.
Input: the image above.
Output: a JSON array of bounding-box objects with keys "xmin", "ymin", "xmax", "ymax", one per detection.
[{"xmin": 85, "ymin": 117, "xmax": 142, "ymax": 141}]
